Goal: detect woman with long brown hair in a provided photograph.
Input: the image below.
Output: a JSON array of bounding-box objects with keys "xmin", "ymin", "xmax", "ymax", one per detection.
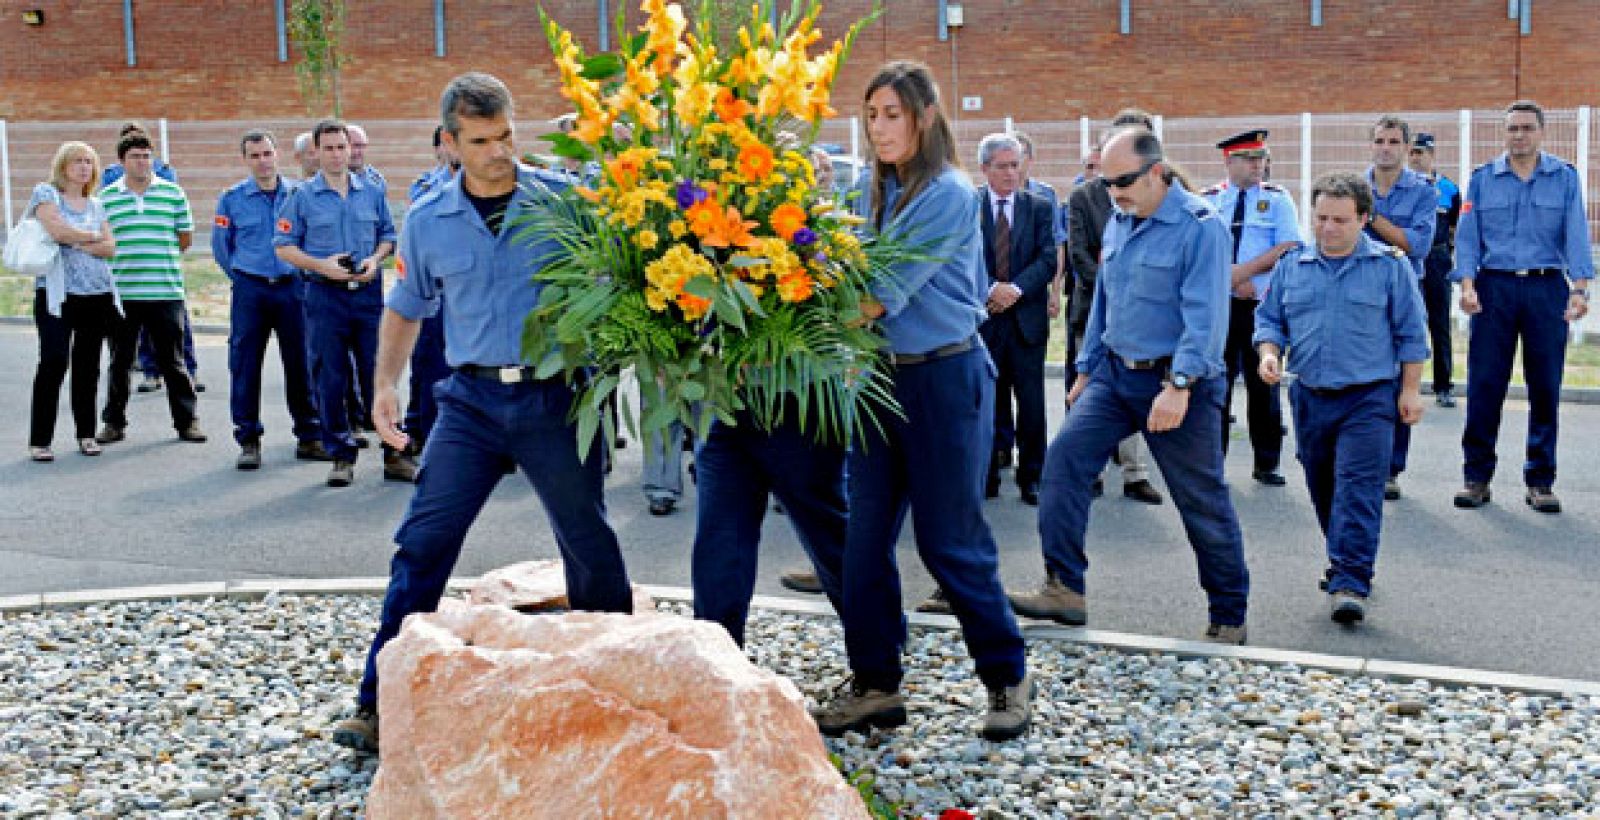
[
  {"xmin": 27, "ymin": 141, "xmax": 120, "ymax": 461},
  {"xmin": 810, "ymin": 61, "xmax": 1034, "ymax": 741}
]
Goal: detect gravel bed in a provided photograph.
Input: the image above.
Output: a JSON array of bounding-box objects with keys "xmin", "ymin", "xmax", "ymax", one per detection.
[{"xmin": 3, "ymin": 594, "xmax": 1599, "ymax": 818}]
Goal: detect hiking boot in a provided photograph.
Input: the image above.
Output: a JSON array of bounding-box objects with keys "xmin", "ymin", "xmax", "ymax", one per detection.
[
  {"xmin": 1007, "ymin": 573, "xmax": 1087, "ymax": 626},
  {"xmin": 95, "ymin": 424, "xmax": 126, "ymax": 444},
  {"xmin": 1330, "ymin": 590, "xmax": 1366, "ymax": 625},
  {"xmin": 383, "ymin": 450, "xmax": 418, "ymax": 483},
  {"xmin": 1453, "ymin": 482, "xmax": 1491, "ymax": 509},
  {"xmin": 296, "ymin": 440, "xmax": 333, "ymax": 461},
  {"xmin": 330, "ymin": 705, "xmax": 380, "ymax": 753},
  {"xmin": 177, "ymin": 422, "xmax": 208, "ymax": 443},
  {"xmin": 810, "ymin": 680, "xmax": 907, "ymax": 736},
  {"xmin": 915, "ymin": 587, "xmax": 952, "ymax": 614},
  {"xmin": 328, "ymin": 460, "xmax": 355, "ymax": 487},
  {"xmin": 981, "ymin": 671, "xmax": 1035, "ymax": 742},
  {"xmin": 1203, "ymin": 623, "xmax": 1248, "ymax": 645},
  {"xmin": 1525, "ymin": 486, "xmax": 1561, "ymax": 514},
  {"xmin": 236, "ymin": 442, "xmax": 262, "ymax": 471},
  {"xmin": 780, "ymin": 570, "xmax": 824, "ymax": 595},
  {"xmin": 137, "ymin": 375, "xmax": 163, "ymax": 393},
  {"xmin": 1384, "ymin": 477, "xmax": 1402, "ymax": 501}
]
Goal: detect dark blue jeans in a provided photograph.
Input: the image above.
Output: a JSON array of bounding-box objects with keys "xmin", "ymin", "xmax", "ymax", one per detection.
[
  {"xmin": 357, "ymin": 372, "xmax": 633, "ymax": 708},
  {"xmin": 229, "ymin": 274, "xmax": 319, "ymax": 445},
  {"xmin": 1290, "ymin": 380, "xmax": 1396, "ymax": 597},
  {"xmin": 302, "ymin": 282, "xmax": 381, "ymax": 462},
  {"xmin": 1462, "ymin": 272, "xmax": 1569, "ymax": 487},
  {"xmin": 1038, "ymin": 357, "xmax": 1250, "ymax": 626},
  {"xmin": 841, "ymin": 347, "xmax": 1025, "ymax": 692},
  {"xmin": 690, "ymin": 414, "xmax": 848, "ymax": 645}
]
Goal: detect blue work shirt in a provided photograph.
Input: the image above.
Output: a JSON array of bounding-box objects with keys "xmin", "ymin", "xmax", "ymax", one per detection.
[
  {"xmin": 1201, "ymin": 180, "xmax": 1301, "ymax": 296},
  {"xmin": 407, "ymin": 165, "xmax": 456, "ymax": 204},
  {"xmin": 1454, "ymin": 152, "xmax": 1595, "ymax": 281},
  {"xmin": 1026, "ymin": 178, "xmax": 1069, "ymax": 246},
  {"xmin": 1365, "ymin": 167, "xmax": 1436, "ymax": 278},
  {"xmin": 1078, "ymin": 180, "xmax": 1230, "ymax": 380},
  {"xmin": 273, "ymin": 171, "xmax": 397, "ymax": 264},
  {"xmin": 858, "ymin": 166, "xmax": 989, "ymax": 355},
  {"xmin": 358, "ymin": 164, "xmax": 388, "ymax": 193},
  {"xmin": 389, "ymin": 165, "xmax": 571, "ymax": 368},
  {"xmin": 212, "ymin": 176, "xmax": 298, "ymax": 280},
  {"xmin": 1255, "ymin": 235, "xmax": 1428, "ymax": 390}
]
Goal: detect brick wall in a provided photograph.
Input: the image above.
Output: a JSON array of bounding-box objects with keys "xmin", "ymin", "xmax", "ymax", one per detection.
[{"xmin": 2, "ymin": 1, "xmax": 1596, "ymax": 123}]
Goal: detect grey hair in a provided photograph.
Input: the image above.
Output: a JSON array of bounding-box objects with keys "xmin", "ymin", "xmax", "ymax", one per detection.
[
  {"xmin": 441, "ymin": 72, "xmax": 514, "ymax": 136},
  {"xmin": 1310, "ymin": 171, "xmax": 1374, "ymax": 217},
  {"xmin": 294, "ymin": 132, "xmax": 312, "ymax": 153},
  {"xmin": 977, "ymin": 133, "xmax": 1024, "ymax": 166},
  {"xmin": 1371, "ymin": 115, "xmax": 1411, "ymax": 144}
]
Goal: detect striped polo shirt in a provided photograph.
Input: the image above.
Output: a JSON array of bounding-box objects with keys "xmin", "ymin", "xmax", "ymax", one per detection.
[{"xmin": 101, "ymin": 178, "xmax": 194, "ymax": 301}]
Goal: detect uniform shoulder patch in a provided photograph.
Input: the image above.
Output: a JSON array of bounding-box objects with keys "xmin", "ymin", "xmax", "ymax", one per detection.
[
  {"xmin": 213, "ymin": 215, "xmax": 230, "ymax": 228},
  {"xmin": 1189, "ymin": 202, "xmax": 1218, "ymax": 221},
  {"xmin": 276, "ymin": 218, "xmax": 293, "ymax": 234}
]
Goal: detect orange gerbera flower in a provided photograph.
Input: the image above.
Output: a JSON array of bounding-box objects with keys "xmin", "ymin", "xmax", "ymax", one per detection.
[
  {"xmin": 714, "ymin": 87, "xmax": 753, "ymax": 124},
  {"xmin": 769, "ymin": 202, "xmax": 807, "ymax": 241},
  {"xmin": 686, "ymin": 198, "xmax": 757, "ymax": 249},
  {"xmin": 736, "ymin": 142, "xmax": 775, "ymax": 181},
  {"xmin": 776, "ymin": 271, "xmax": 815, "ymax": 303},
  {"xmin": 676, "ymin": 293, "xmax": 712, "ymax": 321}
]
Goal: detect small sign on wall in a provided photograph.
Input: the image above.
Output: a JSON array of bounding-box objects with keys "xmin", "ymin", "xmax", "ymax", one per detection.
[{"xmin": 962, "ymin": 96, "xmax": 982, "ymax": 112}]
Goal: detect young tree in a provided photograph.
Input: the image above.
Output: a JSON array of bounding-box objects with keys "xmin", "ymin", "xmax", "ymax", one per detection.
[{"xmin": 289, "ymin": 0, "xmax": 347, "ymax": 117}]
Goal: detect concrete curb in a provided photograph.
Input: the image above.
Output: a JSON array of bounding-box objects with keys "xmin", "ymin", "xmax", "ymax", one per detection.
[
  {"xmin": 7, "ymin": 578, "xmax": 1595, "ymax": 699},
  {"xmin": 3, "ymin": 316, "xmax": 1597, "ymax": 403}
]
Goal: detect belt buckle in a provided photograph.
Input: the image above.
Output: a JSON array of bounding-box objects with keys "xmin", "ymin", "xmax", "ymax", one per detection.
[
  {"xmin": 1514, "ymin": 268, "xmax": 1531, "ymax": 277},
  {"xmin": 497, "ymin": 367, "xmax": 523, "ymax": 385}
]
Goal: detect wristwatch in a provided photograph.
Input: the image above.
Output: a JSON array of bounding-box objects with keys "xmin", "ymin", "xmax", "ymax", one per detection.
[{"xmin": 1167, "ymin": 372, "xmax": 1194, "ymax": 391}]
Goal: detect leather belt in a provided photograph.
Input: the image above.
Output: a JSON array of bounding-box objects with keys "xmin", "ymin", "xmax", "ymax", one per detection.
[
  {"xmin": 237, "ymin": 271, "xmax": 294, "ymax": 286},
  {"xmin": 888, "ymin": 336, "xmax": 976, "ymax": 367},
  {"xmin": 307, "ymin": 273, "xmax": 372, "ymax": 290},
  {"xmin": 1303, "ymin": 378, "xmax": 1392, "ymax": 398},
  {"xmin": 1481, "ymin": 267, "xmax": 1563, "ymax": 278},
  {"xmin": 457, "ymin": 364, "xmax": 548, "ymax": 385},
  {"xmin": 1112, "ymin": 351, "xmax": 1172, "ymax": 372}
]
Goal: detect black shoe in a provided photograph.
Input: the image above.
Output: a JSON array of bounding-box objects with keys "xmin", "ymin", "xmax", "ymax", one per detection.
[
  {"xmin": 295, "ymin": 440, "xmax": 333, "ymax": 461},
  {"xmin": 1330, "ymin": 591, "xmax": 1367, "ymax": 625},
  {"xmin": 330, "ymin": 705, "xmax": 380, "ymax": 754},
  {"xmin": 193, "ymin": 381, "xmax": 206, "ymax": 393},
  {"xmin": 915, "ymin": 587, "xmax": 952, "ymax": 614},
  {"xmin": 1018, "ymin": 481, "xmax": 1039, "ymax": 506},
  {"xmin": 1435, "ymin": 390, "xmax": 1456, "ymax": 408},
  {"xmin": 1252, "ymin": 469, "xmax": 1287, "ymax": 487},
  {"xmin": 353, "ymin": 432, "xmax": 371, "ymax": 449},
  {"xmin": 985, "ymin": 475, "xmax": 1001, "ymax": 499},
  {"xmin": 1384, "ymin": 477, "xmax": 1402, "ymax": 501},
  {"xmin": 383, "ymin": 450, "xmax": 419, "ymax": 483},
  {"xmin": 648, "ymin": 497, "xmax": 676, "ymax": 516},
  {"xmin": 136, "ymin": 375, "xmax": 162, "ymax": 393},
  {"xmin": 1090, "ymin": 477, "xmax": 1104, "ymax": 498},
  {"xmin": 327, "ymin": 460, "xmax": 355, "ymax": 487},
  {"xmin": 1122, "ymin": 479, "xmax": 1164, "ymax": 505},
  {"xmin": 236, "ymin": 442, "xmax": 262, "ymax": 471},
  {"xmin": 1454, "ymin": 482, "xmax": 1491, "ymax": 509}
]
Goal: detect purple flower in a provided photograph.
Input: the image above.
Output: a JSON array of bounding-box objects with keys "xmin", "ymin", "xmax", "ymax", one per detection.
[
  {"xmin": 675, "ymin": 180, "xmax": 708, "ymax": 210},
  {"xmin": 791, "ymin": 227, "xmax": 818, "ymax": 247}
]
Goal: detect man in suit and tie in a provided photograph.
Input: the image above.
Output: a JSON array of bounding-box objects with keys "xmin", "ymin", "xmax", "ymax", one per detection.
[{"xmin": 977, "ymin": 133, "xmax": 1056, "ymax": 506}]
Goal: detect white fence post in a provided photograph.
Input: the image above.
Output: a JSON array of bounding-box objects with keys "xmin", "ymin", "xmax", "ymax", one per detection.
[
  {"xmin": 1576, "ymin": 105, "xmax": 1592, "ymax": 342},
  {"xmin": 1152, "ymin": 114, "xmax": 1163, "ymax": 142},
  {"xmin": 158, "ymin": 118, "xmax": 170, "ymax": 164},
  {"xmin": 1, "ymin": 119, "xmax": 12, "ymax": 238},
  {"xmin": 849, "ymin": 116, "xmax": 860, "ymax": 164},
  {"xmin": 1458, "ymin": 109, "xmax": 1472, "ymax": 190},
  {"xmin": 1003, "ymin": 116, "xmax": 1014, "ymax": 135},
  {"xmin": 1079, "ymin": 115, "xmax": 1091, "ymax": 160},
  {"xmin": 1299, "ymin": 112, "xmax": 1313, "ymax": 237}
]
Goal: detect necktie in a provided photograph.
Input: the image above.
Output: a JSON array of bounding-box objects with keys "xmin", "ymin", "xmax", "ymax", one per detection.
[
  {"xmin": 1229, "ymin": 189, "xmax": 1247, "ymax": 264},
  {"xmin": 994, "ymin": 198, "xmax": 1011, "ymax": 281}
]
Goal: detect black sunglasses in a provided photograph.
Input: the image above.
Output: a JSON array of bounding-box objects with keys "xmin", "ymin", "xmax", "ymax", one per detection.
[{"xmin": 1104, "ymin": 159, "xmax": 1158, "ymax": 189}]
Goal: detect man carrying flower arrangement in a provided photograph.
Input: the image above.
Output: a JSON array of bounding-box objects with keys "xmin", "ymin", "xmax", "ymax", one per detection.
[{"xmin": 330, "ymin": 72, "xmax": 637, "ymax": 754}]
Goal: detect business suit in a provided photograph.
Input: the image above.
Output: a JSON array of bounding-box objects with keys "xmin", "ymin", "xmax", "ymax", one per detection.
[{"xmin": 978, "ymin": 186, "xmax": 1054, "ymax": 494}]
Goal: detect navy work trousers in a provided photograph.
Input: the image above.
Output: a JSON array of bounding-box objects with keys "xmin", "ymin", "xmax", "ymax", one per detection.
[
  {"xmin": 402, "ymin": 312, "xmax": 449, "ymax": 448},
  {"xmin": 690, "ymin": 414, "xmax": 848, "ymax": 645},
  {"xmin": 1462, "ymin": 272, "xmax": 1569, "ymax": 488},
  {"xmin": 303, "ymin": 281, "xmax": 381, "ymax": 462},
  {"xmin": 1290, "ymin": 380, "xmax": 1395, "ymax": 597},
  {"xmin": 841, "ymin": 347, "xmax": 1026, "ymax": 693},
  {"xmin": 1038, "ymin": 357, "xmax": 1250, "ymax": 626},
  {"xmin": 229, "ymin": 274, "xmax": 319, "ymax": 446},
  {"xmin": 357, "ymin": 372, "xmax": 633, "ymax": 708}
]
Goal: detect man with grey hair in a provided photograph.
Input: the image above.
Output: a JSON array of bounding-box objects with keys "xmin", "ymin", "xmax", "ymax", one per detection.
[
  {"xmin": 293, "ymin": 131, "xmax": 317, "ymax": 179},
  {"xmin": 330, "ymin": 72, "xmax": 635, "ymax": 753},
  {"xmin": 1015, "ymin": 127, "xmax": 1249, "ymax": 645},
  {"xmin": 345, "ymin": 123, "xmax": 387, "ymax": 191},
  {"xmin": 1255, "ymin": 172, "xmax": 1427, "ymax": 624}
]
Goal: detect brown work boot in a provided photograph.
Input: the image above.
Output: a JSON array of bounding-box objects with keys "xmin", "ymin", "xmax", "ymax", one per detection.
[
  {"xmin": 330, "ymin": 704, "xmax": 380, "ymax": 754},
  {"xmin": 236, "ymin": 442, "xmax": 262, "ymax": 471},
  {"xmin": 1330, "ymin": 590, "xmax": 1367, "ymax": 625},
  {"xmin": 1453, "ymin": 482, "xmax": 1492, "ymax": 509},
  {"xmin": 383, "ymin": 449, "xmax": 418, "ymax": 483},
  {"xmin": 915, "ymin": 587, "xmax": 952, "ymax": 614},
  {"xmin": 1007, "ymin": 573, "xmax": 1086, "ymax": 626},
  {"xmin": 95, "ymin": 424, "xmax": 125, "ymax": 444},
  {"xmin": 177, "ymin": 422, "xmax": 208, "ymax": 443},
  {"xmin": 327, "ymin": 460, "xmax": 355, "ymax": 487},
  {"xmin": 779, "ymin": 569, "xmax": 824, "ymax": 595},
  {"xmin": 981, "ymin": 670, "xmax": 1036, "ymax": 741},
  {"xmin": 1203, "ymin": 623, "xmax": 1248, "ymax": 645},
  {"xmin": 296, "ymin": 440, "xmax": 333, "ymax": 461},
  {"xmin": 810, "ymin": 679, "xmax": 907, "ymax": 736},
  {"xmin": 1525, "ymin": 486, "xmax": 1561, "ymax": 514}
]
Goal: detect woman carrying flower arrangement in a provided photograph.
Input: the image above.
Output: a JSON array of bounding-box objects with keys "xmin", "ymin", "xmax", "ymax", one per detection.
[{"xmin": 808, "ymin": 61, "xmax": 1035, "ymax": 742}]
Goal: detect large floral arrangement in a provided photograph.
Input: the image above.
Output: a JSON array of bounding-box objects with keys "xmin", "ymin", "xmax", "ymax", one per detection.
[{"xmin": 521, "ymin": 0, "xmax": 914, "ymax": 453}]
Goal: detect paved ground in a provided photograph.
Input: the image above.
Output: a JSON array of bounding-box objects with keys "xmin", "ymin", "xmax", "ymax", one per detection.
[{"xmin": 3, "ymin": 325, "xmax": 1598, "ymax": 680}]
